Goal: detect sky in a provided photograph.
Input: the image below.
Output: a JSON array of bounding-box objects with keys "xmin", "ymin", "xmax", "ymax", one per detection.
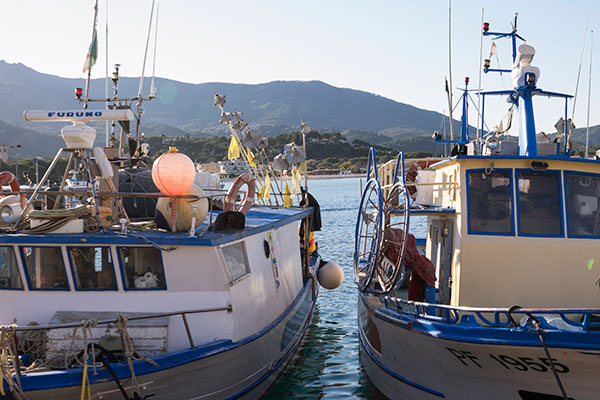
[{"xmin": 1, "ymin": 0, "xmax": 599, "ymax": 135}]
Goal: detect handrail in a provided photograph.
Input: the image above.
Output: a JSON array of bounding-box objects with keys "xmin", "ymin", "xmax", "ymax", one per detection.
[
  {"xmin": 10, "ymin": 305, "xmax": 233, "ymax": 348},
  {"xmin": 383, "ymin": 295, "xmax": 600, "ymax": 331}
]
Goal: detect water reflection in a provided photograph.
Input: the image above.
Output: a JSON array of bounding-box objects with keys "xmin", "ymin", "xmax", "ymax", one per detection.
[{"xmin": 265, "ymin": 177, "xmax": 426, "ymax": 399}]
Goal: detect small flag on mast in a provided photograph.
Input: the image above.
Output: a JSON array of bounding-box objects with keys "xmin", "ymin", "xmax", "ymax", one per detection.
[
  {"xmin": 489, "ymin": 41, "xmax": 497, "ymax": 58},
  {"xmin": 83, "ymin": 28, "xmax": 98, "ymax": 73}
]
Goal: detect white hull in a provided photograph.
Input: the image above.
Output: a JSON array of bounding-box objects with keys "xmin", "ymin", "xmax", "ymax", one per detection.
[
  {"xmin": 7, "ymin": 281, "xmax": 316, "ymax": 400},
  {"xmin": 359, "ymin": 295, "xmax": 600, "ymax": 400}
]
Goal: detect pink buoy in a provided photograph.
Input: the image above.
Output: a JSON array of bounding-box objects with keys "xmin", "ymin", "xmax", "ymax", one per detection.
[{"xmin": 152, "ymin": 147, "xmax": 196, "ymax": 196}]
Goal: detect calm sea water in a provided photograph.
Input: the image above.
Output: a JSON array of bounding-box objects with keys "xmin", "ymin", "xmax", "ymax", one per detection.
[{"xmin": 264, "ymin": 177, "xmax": 426, "ymax": 399}]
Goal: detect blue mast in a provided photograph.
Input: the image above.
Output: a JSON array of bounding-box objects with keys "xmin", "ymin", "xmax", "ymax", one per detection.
[{"xmin": 481, "ymin": 14, "xmax": 572, "ymax": 156}]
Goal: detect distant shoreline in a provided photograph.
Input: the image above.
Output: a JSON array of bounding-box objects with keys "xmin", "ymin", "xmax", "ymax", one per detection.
[{"xmin": 307, "ymin": 174, "xmax": 364, "ymax": 180}]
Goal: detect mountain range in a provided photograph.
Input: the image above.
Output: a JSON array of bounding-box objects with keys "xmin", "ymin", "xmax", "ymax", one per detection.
[{"xmin": 0, "ymin": 60, "xmax": 598, "ymax": 159}]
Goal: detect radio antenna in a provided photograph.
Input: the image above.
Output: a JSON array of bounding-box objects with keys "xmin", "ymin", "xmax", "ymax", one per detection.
[
  {"xmin": 135, "ymin": 0, "xmax": 156, "ymax": 157},
  {"xmin": 150, "ymin": 1, "xmax": 160, "ymax": 97}
]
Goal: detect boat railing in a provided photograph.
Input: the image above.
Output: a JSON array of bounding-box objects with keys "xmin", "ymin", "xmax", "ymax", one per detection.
[
  {"xmin": 383, "ymin": 295, "xmax": 600, "ymax": 331},
  {"xmin": 373, "ymin": 157, "xmax": 456, "ymax": 199},
  {"xmin": 9, "ymin": 305, "xmax": 233, "ymax": 349}
]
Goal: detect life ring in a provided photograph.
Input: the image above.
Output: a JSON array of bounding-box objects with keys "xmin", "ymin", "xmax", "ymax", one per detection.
[
  {"xmin": 405, "ymin": 159, "xmax": 442, "ymax": 196},
  {"xmin": 0, "ymin": 171, "xmax": 26, "ymax": 208},
  {"xmin": 226, "ymin": 172, "xmax": 256, "ymax": 215}
]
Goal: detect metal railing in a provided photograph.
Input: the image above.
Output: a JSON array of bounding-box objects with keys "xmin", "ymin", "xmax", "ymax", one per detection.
[
  {"xmin": 383, "ymin": 295, "xmax": 600, "ymax": 331},
  {"xmin": 11, "ymin": 305, "xmax": 233, "ymax": 349}
]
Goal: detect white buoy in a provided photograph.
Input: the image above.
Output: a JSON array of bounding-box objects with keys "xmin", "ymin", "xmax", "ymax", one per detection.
[{"xmin": 317, "ymin": 261, "xmax": 344, "ymax": 290}]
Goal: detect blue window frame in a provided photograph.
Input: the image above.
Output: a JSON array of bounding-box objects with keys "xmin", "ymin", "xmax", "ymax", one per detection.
[
  {"xmin": 20, "ymin": 246, "xmax": 69, "ymax": 290},
  {"xmin": 0, "ymin": 246, "xmax": 23, "ymax": 290},
  {"xmin": 515, "ymin": 170, "xmax": 563, "ymax": 237},
  {"xmin": 68, "ymin": 247, "xmax": 117, "ymax": 290},
  {"xmin": 466, "ymin": 169, "xmax": 514, "ymax": 235},
  {"xmin": 117, "ymin": 247, "xmax": 166, "ymax": 290},
  {"xmin": 564, "ymin": 171, "xmax": 600, "ymax": 238}
]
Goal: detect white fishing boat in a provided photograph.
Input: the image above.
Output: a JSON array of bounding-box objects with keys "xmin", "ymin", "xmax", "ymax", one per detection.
[
  {"xmin": 0, "ymin": 5, "xmax": 344, "ymax": 400},
  {"xmin": 355, "ymin": 16, "xmax": 600, "ymax": 400}
]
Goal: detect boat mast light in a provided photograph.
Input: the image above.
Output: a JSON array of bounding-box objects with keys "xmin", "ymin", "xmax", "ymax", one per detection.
[{"xmin": 483, "ymin": 22, "xmax": 490, "ymax": 32}]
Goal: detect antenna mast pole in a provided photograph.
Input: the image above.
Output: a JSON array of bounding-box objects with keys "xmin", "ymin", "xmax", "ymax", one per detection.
[
  {"xmin": 135, "ymin": 0, "xmax": 156, "ymax": 157},
  {"xmin": 83, "ymin": 0, "xmax": 99, "ymax": 110},
  {"xmin": 586, "ymin": 30, "xmax": 594, "ymax": 159},
  {"xmin": 568, "ymin": 17, "xmax": 589, "ymax": 153},
  {"xmin": 447, "ymin": 0, "xmax": 455, "ymax": 142},
  {"xmin": 105, "ymin": 0, "xmax": 109, "ymax": 146},
  {"xmin": 476, "ymin": 8, "xmax": 484, "ymax": 153}
]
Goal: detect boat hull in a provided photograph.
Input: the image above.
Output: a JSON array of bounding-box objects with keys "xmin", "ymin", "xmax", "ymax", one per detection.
[
  {"xmin": 359, "ymin": 293, "xmax": 600, "ymax": 400},
  {"xmin": 3, "ymin": 281, "xmax": 317, "ymax": 400}
]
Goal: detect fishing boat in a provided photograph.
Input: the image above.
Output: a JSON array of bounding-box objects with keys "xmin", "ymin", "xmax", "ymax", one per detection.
[
  {"xmin": 0, "ymin": 7, "xmax": 344, "ymax": 400},
  {"xmin": 355, "ymin": 16, "xmax": 600, "ymax": 400}
]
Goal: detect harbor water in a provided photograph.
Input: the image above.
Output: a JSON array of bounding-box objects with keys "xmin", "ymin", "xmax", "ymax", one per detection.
[{"xmin": 264, "ymin": 176, "xmax": 427, "ymax": 399}]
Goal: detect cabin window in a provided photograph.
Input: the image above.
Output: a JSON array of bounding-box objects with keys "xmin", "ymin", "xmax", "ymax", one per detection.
[
  {"xmin": 565, "ymin": 172, "xmax": 600, "ymax": 237},
  {"xmin": 467, "ymin": 170, "xmax": 513, "ymax": 234},
  {"xmin": 118, "ymin": 247, "xmax": 166, "ymax": 290},
  {"xmin": 517, "ymin": 171, "xmax": 562, "ymax": 236},
  {"xmin": 21, "ymin": 247, "xmax": 69, "ymax": 290},
  {"xmin": 69, "ymin": 247, "xmax": 117, "ymax": 290},
  {"xmin": 221, "ymin": 242, "xmax": 249, "ymax": 283},
  {"xmin": 0, "ymin": 247, "xmax": 22, "ymax": 289}
]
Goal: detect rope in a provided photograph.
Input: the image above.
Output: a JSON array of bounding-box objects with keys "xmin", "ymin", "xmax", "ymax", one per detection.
[
  {"xmin": 525, "ymin": 314, "xmax": 569, "ymax": 400},
  {"xmin": 0, "ymin": 324, "xmax": 29, "ymax": 400},
  {"xmin": 23, "ymin": 205, "xmax": 100, "ymax": 234},
  {"xmin": 114, "ymin": 315, "xmax": 158, "ymax": 399}
]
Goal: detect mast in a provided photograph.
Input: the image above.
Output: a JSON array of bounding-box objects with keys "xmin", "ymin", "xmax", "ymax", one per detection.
[
  {"xmin": 83, "ymin": 0, "xmax": 99, "ymax": 110},
  {"xmin": 135, "ymin": 0, "xmax": 156, "ymax": 157},
  {"xmin": 568, "ymin": 17, "xmax": 589, "ymax": 153},
  {"xmin": 586, "ymin": 30, "xmax": 593, "ymax": 159},
  {"xmin": 105, "ymin": 0, "xmax": 110, "ymax": 146},
  {"xmin": 447, "ymin": 0, "xmax": 455, "ymax": 141},
  {"xmin": 476, "ymin": 8, "xmax": 484, "ymax": 153}
]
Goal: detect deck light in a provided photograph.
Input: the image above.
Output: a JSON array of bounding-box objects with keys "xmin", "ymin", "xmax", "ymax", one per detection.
[
  {"xmin": 75, "ymin": 88, "xmax": 83, "ymax": 99},
  {"xmin": 483, "ymin": 22, "xmax": 490, "ymax": 32},
  {"xmin": 483, "ymin": 59, "xmax": 491, "ymax": 70}
]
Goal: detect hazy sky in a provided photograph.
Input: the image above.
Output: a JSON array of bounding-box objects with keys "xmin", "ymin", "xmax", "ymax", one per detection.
[{"xmin": 1, "ymin": 0, "xmax": 599, "ymax": 134}]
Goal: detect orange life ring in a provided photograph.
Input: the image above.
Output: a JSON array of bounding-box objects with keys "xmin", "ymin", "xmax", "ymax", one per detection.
[
  {"xmin": 226, "ymin": 172, "xmax": 256, "ymax": 215},
  {"xmin": 0, "ymin": 171, "xmax": 25, "ymax": 208},
  {"xmin": 405, "ymin": 159, "xmax": 442, "ymax": 196}
]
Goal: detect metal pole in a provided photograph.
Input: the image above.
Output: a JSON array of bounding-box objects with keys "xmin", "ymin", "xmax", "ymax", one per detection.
[
  {"xmin": 476, "ymin": 8, "xmax": 485, "ymax": 154},
  {"xmin": 586, "ymin": 30, "xmax": 593, "ymax": 159},
  {"xmin": 447, "ymin": 0, "xmax": 455, "ymax": 141}
]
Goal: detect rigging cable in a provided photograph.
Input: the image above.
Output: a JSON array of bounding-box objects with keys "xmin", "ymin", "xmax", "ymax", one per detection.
[{"xmin": 568, "ymin": 17, "xmax": 589, "ymax": 152}]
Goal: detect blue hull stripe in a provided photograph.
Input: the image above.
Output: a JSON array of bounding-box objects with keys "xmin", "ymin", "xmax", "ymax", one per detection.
[
  {"xmin": 374, "ymin": 307, "xmax": 600, "ymax": 350},
  {"xmin": 16, "ymin": 273, "xmax": 317, "ymax": 393},
  {"xmin": 358, "ymin": 328, "xmax": 445, "ymax": 398}
]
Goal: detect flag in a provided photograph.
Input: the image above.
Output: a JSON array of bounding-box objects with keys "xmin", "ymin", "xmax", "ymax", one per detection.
[
  {"xmin": 291, "ymin": 166, "xmax": 302, "ymax": 195},
  {"xmin": 247, "ymin": 149, "xmax": 256, "ymax": 166},
  {"xmin": 228, "ymin": 136, "xmax": 240, "ymax": 160},
  {"xmin": 489, "ymin": 41, "xmax": 497, "ymax": 58},
  {"xmin": 283, "ymin": 180, "xmax": 293, "ymax": 208},
  {"xmin": 258, "ymin": 174, "xmax": 271, "ymax": 200},
  {"xmin": 83, "ymin": 27, "xmax": 98, "ymax": 73},
  {"xmin": 445, "ymin": 78, "xmax": 449, "ymax": 94}
]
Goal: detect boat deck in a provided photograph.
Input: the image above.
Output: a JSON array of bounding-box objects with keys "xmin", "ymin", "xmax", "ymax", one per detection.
[{"xmin": 0, "ymin": 206, "xmax": 313, "ymax": 246}]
